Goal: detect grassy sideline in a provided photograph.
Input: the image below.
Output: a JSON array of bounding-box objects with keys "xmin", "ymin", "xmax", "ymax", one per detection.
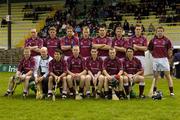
[{"xmin": 0, "ymin": 72, "xmax": 180, "ymax": 120}]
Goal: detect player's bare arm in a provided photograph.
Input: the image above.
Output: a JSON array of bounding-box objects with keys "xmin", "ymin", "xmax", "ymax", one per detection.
[
  {"xmin": 61, "ymin": 45, "xmax": 72, "ymax": 51},
  {"xmin": 133, "ymin": 44, "xmax": 147, "ymax": 51},
  {"xmin": 103, "ymin": 69, "xmax": 112, "ymax": 80},
  {"xmin": 114, "ymin": 46, "xmax": 126, "ymax": 52},
  {"xmin": 92, "ymin": 44, "xmax": 105, "ymax": 49},
  {"xmin": 101, "ymin": 44, "xmax": 111, "ymax": 50}
]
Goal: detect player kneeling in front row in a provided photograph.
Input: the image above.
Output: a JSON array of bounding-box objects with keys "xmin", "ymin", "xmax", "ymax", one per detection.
[
  {"xmin": 48, "ymin": 49, "xmax": 68, "ymax": 99},
  {"xmin": 34, "ymin": 47, "xmax": 53, "ymax": 99},
  {"xmin": 103, "ymin": 48, "xmax": 125, "ymax": 100},
  {"xmin": 85, "ymin": 48, "xmax": 104, "ymax": 98},
  {"xmin": 4, "ymin": 48, "xmax": 35, "ymax": 98},
  {"xmin": 123, "ymin": 47, "xmax": 145, "ymax": 99},
  {"xmin": 67, "ymin": 46, "xmax": 86, "ymax": 99}
]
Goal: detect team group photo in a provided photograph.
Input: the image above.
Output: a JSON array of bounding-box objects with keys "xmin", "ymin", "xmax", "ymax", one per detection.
[{"xmin": 0, "ymin": 0, "xmax": 180, "ymax": 120}]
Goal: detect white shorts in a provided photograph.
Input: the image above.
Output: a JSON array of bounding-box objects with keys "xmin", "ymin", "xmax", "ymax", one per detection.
[
  {"xmin": 153, "ymin": 57, "xmax": 170, "ymax": 71},
  {"xmin": 135, "ymin": 56, "xmax": 145, "ymax": 69}
]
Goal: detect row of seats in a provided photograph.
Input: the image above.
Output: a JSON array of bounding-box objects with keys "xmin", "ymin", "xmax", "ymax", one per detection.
[{"xmin": 0, "ymin": 48, "xmax": 23, "ymax": 64}]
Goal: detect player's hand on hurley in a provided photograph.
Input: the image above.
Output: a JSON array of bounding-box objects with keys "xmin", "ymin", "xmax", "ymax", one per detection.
[
  {"xmin": 107, "ymin": 75, "xmax": 112, "ymax": 81},
  {"xmin": 55, "ymin": 76, "xmax": 58, "ymax": 82},
  {"xmin": 57, "ymin": 76, "xmax": 61, "ymax": 83}
]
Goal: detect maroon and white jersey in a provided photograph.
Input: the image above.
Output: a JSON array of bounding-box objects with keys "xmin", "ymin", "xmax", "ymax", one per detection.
[
  {"xmin": 148, "ymin": 36, "xmax": 173, "ymax": 58},
  {"xmin": 44, "ymin": 37, "xmax": 60, "ymax": 57},
  {"xmin": 80, "ymin": 38, "xmax": 92, "ymax": 57},
  {"xmin": 60, "ymin": 36, "xmax": 79, "ymax": 56},
  {"xmin": 113, "ymin": 37, "xmax": 129, "ymax": 58},
  {"xmin": 103, "ymin": 57, "xmax": 123, "ymax": 75},
  {"xmin": 129, "ymin": 35, "xmax": 148, "ymax": 56},
  {"xmin": 24, "ymin": 37, "xmax": 43, "ymax": 57},
  {"xmin": 18, "ymin": 57, "xmax": 35, "ymax": 74},
  {"xmin": 49, "ymin": 58, "xmax": 67, "ymax": 76},
  {"xmin": 67, "ymin": 55, "xmax": 85, "ymax": 73},
  {"xmin": 85, "ymin": 56, "xmax": 103, "ymax": 75},
  {"xmin": 92, "ymin": 37, "xmax": 112, "ymax": 56},
  {"xmin": 122, "ymin": 57, "xmax": 143, "ymax": 75}
]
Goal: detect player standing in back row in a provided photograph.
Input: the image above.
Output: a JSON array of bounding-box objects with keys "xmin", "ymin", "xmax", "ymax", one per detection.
[
  {"xmin": 92, "ymin": 24, "xmax": 112, "ymax": 60},
  {"xmin": 148, "ymin": 26, "xmax": 174, "ymax": 96},
  {"xmin": 129, "ymin": 24, "xmax": 148, "ymax": 69}
]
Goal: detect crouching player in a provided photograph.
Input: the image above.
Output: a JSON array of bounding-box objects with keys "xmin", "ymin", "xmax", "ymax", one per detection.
[
  {"xmin": 103, "ymin": 48, "xmax": 124, "ymax": 100},
  {"xmin": 85, "ymin": 48, "xmax": 104, "ymax": 98},
  {"xmin": 4, "ymin": 48, "xmax": 35, "ymax": 97},
  {"xmin": 48, "ymin": 49, "xmax": 68, "ymax": 99},
  {"xmin": 123, "ymin": 47, "xmax": 145, "ymax": 99},
  {"xmin": 67, "ymin": 46, "xmax": 86, "ymax": 99},
  {"xmin": 34, "ymin": 47, "xmax": 53, "ymax": 99}
]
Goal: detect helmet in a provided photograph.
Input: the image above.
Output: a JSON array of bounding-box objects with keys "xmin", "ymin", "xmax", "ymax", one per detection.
[{"xmin": 152, "ymin": 91, "xmax": 163, "ymax": 100}]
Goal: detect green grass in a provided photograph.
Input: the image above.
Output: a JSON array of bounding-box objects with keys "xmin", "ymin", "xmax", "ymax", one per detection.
[{"xmin": 0, "ymin": 72, "xmax": 180, "ymax": 120}]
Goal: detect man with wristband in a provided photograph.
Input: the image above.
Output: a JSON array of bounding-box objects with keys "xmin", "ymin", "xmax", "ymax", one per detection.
[
  {"xmin": 122, "ymin": 47, "xmax": 145, "ymax": 99},
  {"xmin": 103, "ymin": 48, "xmax": 124, "ymax": 99}
]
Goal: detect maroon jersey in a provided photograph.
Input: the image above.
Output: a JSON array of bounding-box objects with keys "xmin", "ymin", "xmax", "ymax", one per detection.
[
  {"xmin": 113, "ymin": 37, "xmax": 129, "ymax": 58},
  {"xmin": 148, "ymin": 36, "xmax": 173, "ymax": 58},
  {"xmin": 18, "ymin": 57, "xmax": 35, "ymax": 74},
  {"xmin": 123, "ymin": 57, "xmax": 143, "ymax": 75},
  {"xmin": 92, "ymin": 37, "xmax": 112, "ymax": 56},
  {"xmin": 49, "ymin": 58, "xmax": 67, "ymax": 76},
  {"xmin": 85, "ymin": 56, "xmax": 103, "ymax": 75},
  {"xmin": 103, "ymin": 57, "xmax": 123, "ymax": 75},
  {"xmin": 44, "ymin": 37, "xmax": 60, "ymax": 57},
  {"xmin": 80, "ymin": 38, "xmax": 92, "ymax": 57},
  {"xmin": 129, "ymin": 35, "xmax": 148, "ymax": 56},
  {"xmin": 67, "ymin": 56, "xmax": 85, "ymax": 73},
  {"xmin": 60, "ymin": 36, "xmax": 79, "ymax": 56},
  {"xmin": 24, "ymin": 37, "xmax": 43, "ymax": 56}
]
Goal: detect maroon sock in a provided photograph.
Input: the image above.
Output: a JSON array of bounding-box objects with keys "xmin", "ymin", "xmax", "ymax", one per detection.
[
  {"xmin": 139, "ymin": 85, "xmax": 144, "ymax": 96},
  {"xmin": 169, "ymin": 87, "xmax": 174, "ymax": 93},
  {"xmin": 124, "ymin": 85, "xmax": 129, "ymax": 95},
  {"xmin": 153, "ymin": 86, "xmax": 157, "ymax": 92}
]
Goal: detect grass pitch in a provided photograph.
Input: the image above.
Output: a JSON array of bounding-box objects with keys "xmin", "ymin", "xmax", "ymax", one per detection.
[{"xmin": 0, "ymin": 72, "xmax": 180, "ymax": 120}]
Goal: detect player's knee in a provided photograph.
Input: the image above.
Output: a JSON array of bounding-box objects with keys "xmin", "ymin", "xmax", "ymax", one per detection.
[
  {"xmin": 138, "ymin": 76, "xmax": 144, "ymax": 82},
  {"xmin": 80, "ymin": 75, "xmax": 85, "ymax": 81},
  {"xmin": 67, "ymin": 75, "xmax": 72, "ymax": 80},
  {"xmin": 123, "ymin": 76, "xmax": 129, "ymax": 83},
  {"xmin": 98, "ymin": 75, "xmax": 104, "ymax": 81},
  {"xmin": 86, "ymin": 75, "xmax": 91, "ymax": 81},
  {"xmin": 48, "ymin": 76, "xmax": 54, "ymax": 82}
]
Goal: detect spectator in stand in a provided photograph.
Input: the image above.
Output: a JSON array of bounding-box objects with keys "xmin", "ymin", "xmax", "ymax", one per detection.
[
  {"xmin": 123, "ymin": 19, "xmax": 129, "ymax": 35},
  {"xmin": 148, "ymin": 23, "xmax": 155, "ymax": 34}
]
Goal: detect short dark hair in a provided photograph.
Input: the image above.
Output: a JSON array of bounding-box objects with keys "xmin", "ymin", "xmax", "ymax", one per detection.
[
  {"xmin": 99, "ymin": 24, "xmax": 107, "ymax": 29},
  {"xmin": 156, "ymin": 26, "xmax": 164, "ymax": 31},
  {"xmin": 54, "ymin": 49, "xmax": 63, "ymax": 55},
  {"xmin": 126, "ymin": 47, "xmax": 134, "ymax": 52},
  {"xmin": 91, "ymin": 47, "xmax": 98, "ymax": 51},
  {"xmin": 66, "ymin": 26, "xmax": 74, "ymax": 31}
]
